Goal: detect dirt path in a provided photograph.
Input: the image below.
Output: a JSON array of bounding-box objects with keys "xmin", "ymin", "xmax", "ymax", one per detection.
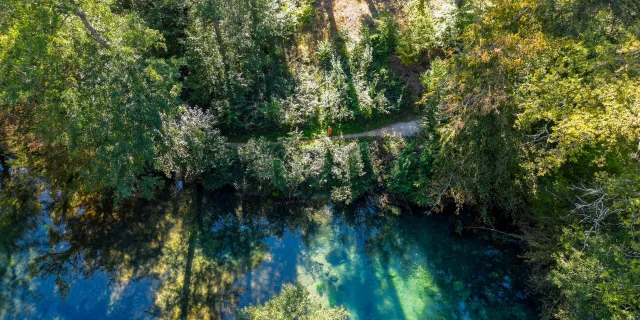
[
  {"xmin": 330, "ymin": 119, "xmax": 422, "ymax": 139},
  {"xmin": 227, "ymin": 119, "xmax": 422, "ymax": 147}
]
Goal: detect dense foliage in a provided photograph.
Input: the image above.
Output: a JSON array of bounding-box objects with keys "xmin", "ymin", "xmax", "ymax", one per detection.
[
  {"xmin": 413, "ymin": 0, "xmax": 640, "ymax": 318},
  {"xmin": 1, "ymin": 0, "xmax": 639, "ymax": 318},
  {"xmin": 0, "ymin": 0, "xmax": 196, "ymax": 201}
]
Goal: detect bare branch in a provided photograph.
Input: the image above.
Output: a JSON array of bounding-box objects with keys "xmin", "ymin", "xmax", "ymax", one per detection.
[
  {"xmin": 526, "ymin": 121, "xmax": 551, "ymax": 148},
  {"xmin": 568, "ymin": 183, "xmax": 624, "ymax": 250},
  {"xmin": 507, "ymin": 6, "xmax": 531, "ymax": 28},
  {"xmin": 69, "ymin": 0, "xmax": 110, "ymax": 49}
]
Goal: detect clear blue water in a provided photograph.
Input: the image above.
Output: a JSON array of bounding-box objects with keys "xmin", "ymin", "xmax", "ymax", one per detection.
[{"xmin": 0, "ymin": 177, "xmax": 536, "ymax": 319}]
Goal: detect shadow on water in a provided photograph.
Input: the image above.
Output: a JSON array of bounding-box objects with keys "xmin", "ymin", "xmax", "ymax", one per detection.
[
  {"xmin": 334, "ymin": 213, "xmax": 406, "ymax": 319},
  {"xmin": 0, "ymin": 168, "xmax": 536, "ymax": 319},
  {"xmin": 312, "ymin": 203, "xmax": 409, "ymax": 319}
]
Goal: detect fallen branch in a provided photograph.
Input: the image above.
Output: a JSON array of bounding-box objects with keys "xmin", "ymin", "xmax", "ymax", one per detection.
[
  {"xmin": 507, "ymin": 6, "xmax": 531, "ymax": 28},
  {"xmin": 464, "ymin": 226, "xmax": 525, "ymax": 240}
]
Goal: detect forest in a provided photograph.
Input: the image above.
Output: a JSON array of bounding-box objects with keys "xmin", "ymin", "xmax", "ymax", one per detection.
[{"xmin": 1, "ymin": 0, "xmax": 639, "ymax": 319}]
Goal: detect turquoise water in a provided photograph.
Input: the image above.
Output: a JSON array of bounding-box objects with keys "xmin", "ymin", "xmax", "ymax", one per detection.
[{"xmin": 0, "ymin": 175, "xmax": 535, "ymax": 319}]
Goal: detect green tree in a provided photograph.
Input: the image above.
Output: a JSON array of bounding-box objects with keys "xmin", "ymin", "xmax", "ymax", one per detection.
[
  {"xmin": 416, "ymin": 0, "xmax": 640, "ymax": 317},
  {"xmin": 156, "ymin": 108, "xmax": 231, "ymax": 186},
  {"xmin": 0, "ymin": 0, "xmax": 190, "ymax": 201},
  {"xmin": 184, "ymin": 0, "xmax": 300, "ymax": 133},
  {"xmin": 238, "ymin": 284, "xmax": 349, "ymax": 320}
]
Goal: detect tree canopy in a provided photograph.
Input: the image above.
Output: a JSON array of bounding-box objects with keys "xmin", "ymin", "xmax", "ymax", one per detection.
[{"xmin": 1, "ymin": 0, "xmax": 639, "ymax": 318}]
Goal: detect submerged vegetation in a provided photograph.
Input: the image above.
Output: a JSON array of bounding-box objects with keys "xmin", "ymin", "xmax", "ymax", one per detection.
[{"xmin": 1, "ymin": 0, "xmax": 639, "ymax": 318}]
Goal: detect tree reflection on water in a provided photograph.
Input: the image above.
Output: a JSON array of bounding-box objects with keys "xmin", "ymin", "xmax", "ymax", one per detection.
[
  {"xmin": 0, "ymin": 170, "xmax": 42, "ymax": 318},
  {"xmin": 1, "ymin": 168, "xmax": 322, "ymax": 319},
  {"xmin": 0, "ymin": 169, "xmax": 535, "ymax": 320}
]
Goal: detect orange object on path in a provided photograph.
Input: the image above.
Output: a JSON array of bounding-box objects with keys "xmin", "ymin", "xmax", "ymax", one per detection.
[{"xmin": 327, "ymin": 126, "xmax": 333, "ymax": 136}]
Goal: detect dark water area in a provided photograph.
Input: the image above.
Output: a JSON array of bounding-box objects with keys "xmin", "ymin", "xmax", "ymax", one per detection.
[{"xmin": 0, "ymin": 171, "xmax": 537, "ymax": 319}]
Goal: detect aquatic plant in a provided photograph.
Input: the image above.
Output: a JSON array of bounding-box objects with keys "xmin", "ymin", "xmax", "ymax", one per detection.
[{"xmin": 316, "ymin": 282, "xmax": 325, "ymax": 296}]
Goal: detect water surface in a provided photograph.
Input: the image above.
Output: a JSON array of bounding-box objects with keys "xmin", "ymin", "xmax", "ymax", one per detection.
[{"xmin": 0, "ymin": 175, "xmax": 535, "ymax": 319}]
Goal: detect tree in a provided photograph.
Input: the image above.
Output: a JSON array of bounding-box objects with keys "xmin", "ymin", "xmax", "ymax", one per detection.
[
  {"xmin": 184, "ymin": 0, "xmax": 300, "ymax": 133},
  {"xmin": 156, "ymin": 108, "xmax": 231, "ymax": 186},
  {"xmin": 237, "ymin": 284, "xmax": 349, "ymax": 320},
  {"xmin": 416, "ymin": 0, "xmax": 640, "ymax": 317},
  {"xmin": 0, "ymin": 0, "xmax": 187, "ymax": 201}
]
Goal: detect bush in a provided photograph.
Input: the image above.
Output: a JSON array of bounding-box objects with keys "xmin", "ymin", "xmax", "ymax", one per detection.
[
  {"xmin": 294, "ymin": 0, "xmax": 316, "ymax": 30},
  {"xmin": 319, "ymin": 56, "xmax": 353, "ymax": 124},
  {"xmin": 233, "ymin": 136, "xmax": 380, "ymax": 204},
  {"xmin": 237, "ymin": 284, "xmax": 348, "ymax": 320},
  {"xmin": 237, "ymin": 138, "xmax": 282, "ymax": 193},
  {"xmin": 156, "ymin": 108, "xmax": 231, "ymax": 184},
  {"xmin": 369, "ymin": 12, "xmax": 399, "ymax": 58},
  {"xmin": 349, "ymin": 44, "xmax": 394, "ymax": 118}
]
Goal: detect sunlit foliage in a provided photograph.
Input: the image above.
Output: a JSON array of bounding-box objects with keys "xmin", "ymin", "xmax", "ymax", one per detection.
[
  {"xmin": 414, "ymin": 0, "xmax": 640, "ymax": 317},
  {"xmin": 238, "ymin": 283, "xmax": 349, "ymax": 320},
  {"xmin": 156, "ymin": 108, "xmax": 231, "ymax": 184},
  {"xmin": 184, "ymin": 0, "xmax": 300, "ymax": 132},
  {"xmin": 237, "ymin": 134, "xmax": 376, "ymax": 203},
  {"xmin": 2, "ymin": 0, "xmax": 638, "ymax": 318},
  {"xmin": 0, "ymin": 0, "xmax": 192, "ymax": 201},
  {"xmin": 397, "ymin": 0, "xmax": 468, "ymax": 65}
]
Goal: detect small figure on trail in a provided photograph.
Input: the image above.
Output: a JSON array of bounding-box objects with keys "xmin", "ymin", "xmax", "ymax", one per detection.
[{"xmin": 327, "ymin": 126, "xmax": 333, "ymax": 136}]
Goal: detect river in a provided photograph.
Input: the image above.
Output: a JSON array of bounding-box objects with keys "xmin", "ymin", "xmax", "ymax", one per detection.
[{"xmin": 0, "ymin": 171, "xmax": 536, "ymax": 319}]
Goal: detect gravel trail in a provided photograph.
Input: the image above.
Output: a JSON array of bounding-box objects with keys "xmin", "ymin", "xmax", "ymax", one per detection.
[
  {"xmin": 227, "ymin": 119, "xmax": 423, "ymax": 147},
  {"xmin": 330, "ymin": 120, "xmax": 422, "ymax": 139}
]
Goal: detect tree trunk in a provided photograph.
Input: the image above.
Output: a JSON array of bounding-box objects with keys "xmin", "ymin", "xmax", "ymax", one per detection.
[
  {"xmin": 0, "ymin": 154, "xmax": 8, "ymax": 178},
  {"xmin": 212, "ymin": 19, "xmax": 228, "ymax": 76},
  {"xmin": 209, "ymin": 1, "xmax": 229, "ymax": 95}
]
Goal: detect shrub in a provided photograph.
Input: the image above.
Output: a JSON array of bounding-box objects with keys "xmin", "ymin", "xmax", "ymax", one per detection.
[
  {"xmin": 319, "ymin": 56, "xmax": 353, "ymax": 124},
  {"xmin": 369, "ymin": 12, "xmax": 399, "ymax": 57},
  {"xmin": 237, "ymin": 283, "xmax": 349, "ymax": 320},
  {"xmin": 156, "ymin": 108, "xmax": 232, "ymax": 184}
]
